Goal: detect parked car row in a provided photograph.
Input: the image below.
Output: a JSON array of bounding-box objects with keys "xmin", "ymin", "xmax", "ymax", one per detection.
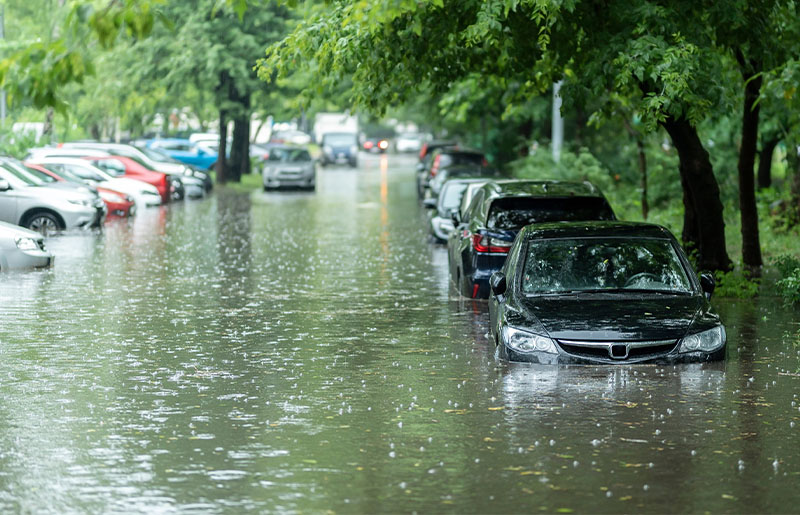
[
  {"xmin": 418, "ymin": 143, "xmax": 727, "ymax": 366},
  {"xmin": 0, "ymin": 139, "xmax": 218, "ymax": 270}
]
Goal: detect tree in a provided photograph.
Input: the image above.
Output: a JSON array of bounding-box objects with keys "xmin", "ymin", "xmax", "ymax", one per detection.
[{"xmin": 260, "ymin": 0, "xmax": 737, "ymax": 270}]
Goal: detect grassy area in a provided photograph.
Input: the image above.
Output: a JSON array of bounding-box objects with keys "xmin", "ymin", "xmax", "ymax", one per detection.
[{"xmin": 208, "ymin": 170, "xmax": 263, "ymax": 193}]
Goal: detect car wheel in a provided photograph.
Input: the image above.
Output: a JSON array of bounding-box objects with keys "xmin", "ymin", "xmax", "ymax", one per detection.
[{"xmin": 24, "ymin": 211, "xmax": 63, "ymax": 235}]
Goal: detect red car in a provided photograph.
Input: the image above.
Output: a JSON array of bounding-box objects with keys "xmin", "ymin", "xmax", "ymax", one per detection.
[
  {"xmin": 83, "ymin": 156, "xmax": 171, "ymax": 203},
  {"xmin": 25, "ymin": 163, "xmax": 136, "ymax": 218}
]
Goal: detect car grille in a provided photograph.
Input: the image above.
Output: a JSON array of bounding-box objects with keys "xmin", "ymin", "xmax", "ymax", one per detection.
[{"xmin": 556, "ymin": 339, "xmax": 678, "ymax": 361}]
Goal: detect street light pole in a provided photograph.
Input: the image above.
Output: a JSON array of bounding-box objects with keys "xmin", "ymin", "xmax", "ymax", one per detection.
[{"xmin": 552, "ymin": 80, "xmax": 564, "ymax": 163}]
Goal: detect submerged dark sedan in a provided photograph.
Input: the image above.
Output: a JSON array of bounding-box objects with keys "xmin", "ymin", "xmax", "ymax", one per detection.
[{"xmin": 488, "ymin": 222, "xmax": 725, "ymax": 364}]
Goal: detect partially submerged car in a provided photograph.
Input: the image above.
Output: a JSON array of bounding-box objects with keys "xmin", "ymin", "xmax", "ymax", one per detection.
[
  {"xmin": 488, "ymin": 221, "xmax": 725, "ymax": 364},
  {"xmin": 0, "ymin": 220, "xmax": 54, "ymax": 270},
  {"xmin": 424, "ymin": 178, "xmax": 492, "ymax": 242}
]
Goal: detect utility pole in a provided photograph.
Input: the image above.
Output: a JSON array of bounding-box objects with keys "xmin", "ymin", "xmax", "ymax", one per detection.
[{"xmin": 552, "ymin": 80, "xmax": 564, "ymax": 162}]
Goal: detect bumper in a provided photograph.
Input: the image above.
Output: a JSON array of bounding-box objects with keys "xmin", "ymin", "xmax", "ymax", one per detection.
[
  {"xmin": 500, "ymin": 342, "xmax": 726, "ymax": 365},
  {"xmin": 1, "ymin": 248, "xmax": 54, "ymax": 270},
  {"xmin": 62, "ymin": 205, "xmax": 105, "ymax": 229}
]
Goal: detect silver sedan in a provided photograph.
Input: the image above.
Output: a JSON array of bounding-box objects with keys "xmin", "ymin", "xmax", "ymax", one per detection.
[
  {"xmin": 262, "ymin": 146, "xmax": 316, "ymax": 190},
  {"xmin": 0, "ymin": 220, "xmax": 53, "ymax": 270}
]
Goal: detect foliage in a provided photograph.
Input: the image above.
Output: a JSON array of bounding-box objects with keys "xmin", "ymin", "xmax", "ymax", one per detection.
[
  {"xmin": 771, "ymin": 254, "xmax": 800, "ymax": 305},
  {"xmin": 0, "ymin": 129, "xmax": 40, "ymax": 160},
  {"xmin": 713, "ymin": 270, "xmax": 761, "ymax": 299}
]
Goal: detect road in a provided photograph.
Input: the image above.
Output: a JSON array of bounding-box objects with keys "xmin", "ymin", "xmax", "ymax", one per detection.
[{"xmin": 0, "ymin": 152, "xmax": 798, "ymax": 512}]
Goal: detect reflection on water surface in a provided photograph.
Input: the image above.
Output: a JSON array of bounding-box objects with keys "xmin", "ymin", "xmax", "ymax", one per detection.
[{"xmin": 0, "ymin": 154, "xmax": 798, "ymax": 512}]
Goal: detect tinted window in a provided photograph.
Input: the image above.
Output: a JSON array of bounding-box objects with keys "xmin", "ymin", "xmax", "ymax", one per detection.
[
  {"xmin": 267, "ymin": 148, "xmax": 312, "ymax": 162},
  {"xmin": 487, "ymin": 197, "xmax": 614, "ymax": 230},
  {"xmin": 521, "ymin": 238, "xmax": 692, "ymax": 294},
  {"xmin": 439, "ymin": 152, "xmax": 484, "ymax": 168}
]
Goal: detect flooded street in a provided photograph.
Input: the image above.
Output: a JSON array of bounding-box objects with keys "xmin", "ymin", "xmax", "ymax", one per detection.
[{"xmin": 1, "ymin": 153, "xmax": 799, "ymax": 513}]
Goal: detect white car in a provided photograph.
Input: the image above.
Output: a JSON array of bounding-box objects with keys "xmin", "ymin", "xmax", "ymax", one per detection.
[
  {"xmin": 27, "ymin": 158, "xmax": 163, "ymax": 207},
  {"xmin": 0, "ymin": 220, "xmax": 53, "ymax": 270},
  {"xmin": 395, "ymin": 133, "xmax": 427, "ymax": 153}
]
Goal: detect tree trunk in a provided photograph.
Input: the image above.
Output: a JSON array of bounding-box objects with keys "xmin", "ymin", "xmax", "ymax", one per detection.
[
  {"xmin": 737, "ymin": 63, "xmax": 763, "ymax": 270},
  {"xmin": 228, "ymin": 88, "xmax": 251, "ymax": 183},
  {"xmin": 216, "ymin": 108, "xmax": 229, "ymax": 184},
  {"xmin": 788, "ymin": 146, "xmax": 800, "ymax": 225},
  {"xmin": 757, "ymin": 136, "xmax": 779, "ymax": 190},
  {"xmin": 661, "ymin": 116, "xmax": 732, "ymax": 271}
]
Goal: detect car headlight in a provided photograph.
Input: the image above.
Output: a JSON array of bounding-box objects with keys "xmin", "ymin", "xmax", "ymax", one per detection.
[
  {"xmin": 99, "ymin": 190, "xmax": 125, "ymax": 203},
  {"xmin": 680, "ymin": 326, "xmax": 726, "ymax": 352},
  {"xmin": 502, "ymin": 326, "xmax": 557, "ymax": 354},
  {"xmin": 323, "ymin": 145, "xmax": 333, "ymax": 153},
  {"xmin": 68, "ymin": 199, "xmax": 91, "ymax": 207},
  {"xmin": 350, "ymin": 145, "xmax": 358, "ymax": 154},
  {"xmin": 15, "ymin": 237, "xmax": 40, "ymax": 251}
]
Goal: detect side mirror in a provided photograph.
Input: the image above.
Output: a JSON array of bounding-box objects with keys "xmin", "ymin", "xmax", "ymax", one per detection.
[
  {"xmin": 490, "ymin": 272, "xmax": 507, "ymax": 297},
  {"xmin": 422, "ymin": 198, "xmax": 437, "ymax": 209},
  {"xmin": 0, "ymin": 179, "xmax": 10, "ymax": 191},
  {"xmin": 699, "ymin": 271, "xmax": 715, "ymax": 300},
  {"xmin": 450, "ymin": 210, "xmax": 461, "ymax": 225}
]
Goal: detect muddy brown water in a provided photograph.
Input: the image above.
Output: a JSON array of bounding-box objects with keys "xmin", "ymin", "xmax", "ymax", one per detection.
[{"xmin": 1, "ymin": 154, "xmax": 798, "ymax": 513}]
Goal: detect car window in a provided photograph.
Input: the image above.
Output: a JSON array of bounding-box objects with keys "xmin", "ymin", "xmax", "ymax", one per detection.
[
  {"xmin": 21, "ymin": 165, "xmax": 57, "ymax": 183},
  {"xmin": 323, "ymin": 134, "xmax": 357, "ymax": 146},
  {"xmin": 440, "ymin": 183, "xmax": 469, "ymax": 211},
  {"xmin": 487, "ymin": 197, "xmax": 615, "ymax": 230},
  {"xmin": 64, "ymin": 164, "xmax": 106, "ymax": 182},
  {"xmin": 268, "ymin": 148, "xmax": 312, "ymax": 162},
  {"xmin": 521, "ymin": 238, "xmax": 692, "ymax": 294},
  {"xmin": 90, "ymin": 159, "xmax": 126, "ymax": 177},
  {"xmin": 41, "ymin": 164, "xmax": 85, "ymax": 184},
  {"xmin": 0, "ymin": 161, "xmax": 43, "ymax": 185}
]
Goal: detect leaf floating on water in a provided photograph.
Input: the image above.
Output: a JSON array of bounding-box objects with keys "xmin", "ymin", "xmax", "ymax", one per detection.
[
  {"xmin": 444, "ymin": 409, "xmax": 467, "ymax": 414},
  {"xmin": 520, "ymin": 470, "xmax": 543, "ymax": 476},
  {"xmin": 483, "ymin": 437, "xmax": 500, "ymax": 442},
  {"xmin": 619, "ymin": 496, "xmax": 633, "ymax": 501},
  {"xmin": 556, "ymin": 509, "xmax": 574, "ymax": 513},
  {"xmin": 722, "ymin": 494, "xmax": 737, "ymax": 501},
  {"xmin": 302, "ymin": 459, "xmax": 317, "ymax": 464},
  {"xmin": 488, "ymin": 407, "xmax": 504, "ymax": 411}
]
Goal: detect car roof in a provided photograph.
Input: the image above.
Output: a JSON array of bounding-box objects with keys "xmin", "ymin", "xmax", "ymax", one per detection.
[
  {"xmin": 519, "ymin": 221, "xmax": 677, "ymax": 241},
  {"xmin": 481, "ymin": 179, "xmax": 603, "ymax": 199}
]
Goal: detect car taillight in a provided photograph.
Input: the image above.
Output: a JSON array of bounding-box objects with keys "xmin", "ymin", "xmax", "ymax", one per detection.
[
  {"xmin": 364, "ymin": 141, "xmax": 374, "ymax": 150},
  {"xmin": 430, "ymin": 155, "xmax": 441, "ymax": 177},
  {"xmin": 419, "ymin": 143, "xmax": 428, "ymax": 160},
  {"xmin": 482, "ymin": 158, "xmax": 488, "ymax": 166},
  {"xmin": 471, "ymin": 233, "xmax": 511, "ymax": 253}
]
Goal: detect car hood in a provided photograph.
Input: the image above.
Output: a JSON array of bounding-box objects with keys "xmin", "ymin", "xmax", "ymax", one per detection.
[
  {"xmin": 43, "ymin": 182, "xmax": 97, "ymax": 195},
  {"xmin": 519, "ymin": 294, "xmax": 703, "ymax": 341},
  {"xmin": 0, "ymin": 220, "xmax": 42, "ymax": 240},
  {"xmin": 150, "ymin": 161, "xmax": 185, "ymax": 174},
  {"xmin": 106, "ymin": 178, "xmax": 159, "ymax": 194}
]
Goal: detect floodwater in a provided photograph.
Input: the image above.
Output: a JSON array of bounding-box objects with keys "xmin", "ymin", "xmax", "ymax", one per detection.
[{"xmin": 1, "ymin": 153, "xmax": 799, "ymax": 513}]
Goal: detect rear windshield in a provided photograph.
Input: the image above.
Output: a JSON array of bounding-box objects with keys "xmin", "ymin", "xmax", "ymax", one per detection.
[
  {"xmin": 268, "ymin": 148, "xmax": 312, "ymax": 162},
  {"xmin": 439, "ymin": 152, "xmax": 484, "ymax": 168},
  {"xmin": 323, "ymin": 133, "xmax": 356, "ymax": 146},
  {"xmin": 487, "ymin": 197, "xmax": 615, "ymax": 230}
]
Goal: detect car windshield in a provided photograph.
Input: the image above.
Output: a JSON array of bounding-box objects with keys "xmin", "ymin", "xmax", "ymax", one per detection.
[
  {"xmin": 439, "ymin": 152, "xmax": 484, "ymax": 168},
  {"xmin": 323, "ymin": 134, "xmax": 356, "ymax": 146},
  {"xmin": 136, "ymin": 145, "xmax": 180, "ymax": 163},
  {"xmin": 487, "ymin": 197, "xmax": 614, "ymax": 230},
  {"xmin": 1, "ymin": 160, "xmax": 44, "ymax": 186},
  {"xmin": 268, "ymin": 148, "xmax": 311, "ymax": 162},
  {"xmin": 66, "ymin": 163, "xmax": 113, "ymax": 182},
  {"xmin": 39, "ymin": 164, "xmax": 87, "ymax": 184},
  {"xmin": 440, "ymin": 182, "xmax": 469, "ymax": 211},
  {"xmin": 521, "ymin": 237, "xmax": 693, "ymax": 295}
]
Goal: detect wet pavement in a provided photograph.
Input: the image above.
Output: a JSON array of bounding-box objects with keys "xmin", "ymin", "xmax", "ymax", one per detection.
[{"xmin": 1, "ymin": 153, "xmax": 799, "ymax": 513}]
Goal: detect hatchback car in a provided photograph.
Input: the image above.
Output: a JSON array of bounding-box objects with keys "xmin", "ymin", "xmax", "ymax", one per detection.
[
  {"xmin": 262, "ymin": 146, "xmax": 316, "ymax": 190},
  {"xmin": 0, "ymin": 220, "xmax": 54, "ymax": 270},
  {"xmin": 144, "ymin": 138, "xmax": 218, "ymax": 170},
  {"xmin": 488, "ymin": 222, "xmax": 725, "ymax": 364},
  {"xmin": 448, "ymin": 180, "xmax": 615, "ymax": 299},
  {"xmin": 427, "ymin": 164, "xmax": 500, "ymax": 199}
]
